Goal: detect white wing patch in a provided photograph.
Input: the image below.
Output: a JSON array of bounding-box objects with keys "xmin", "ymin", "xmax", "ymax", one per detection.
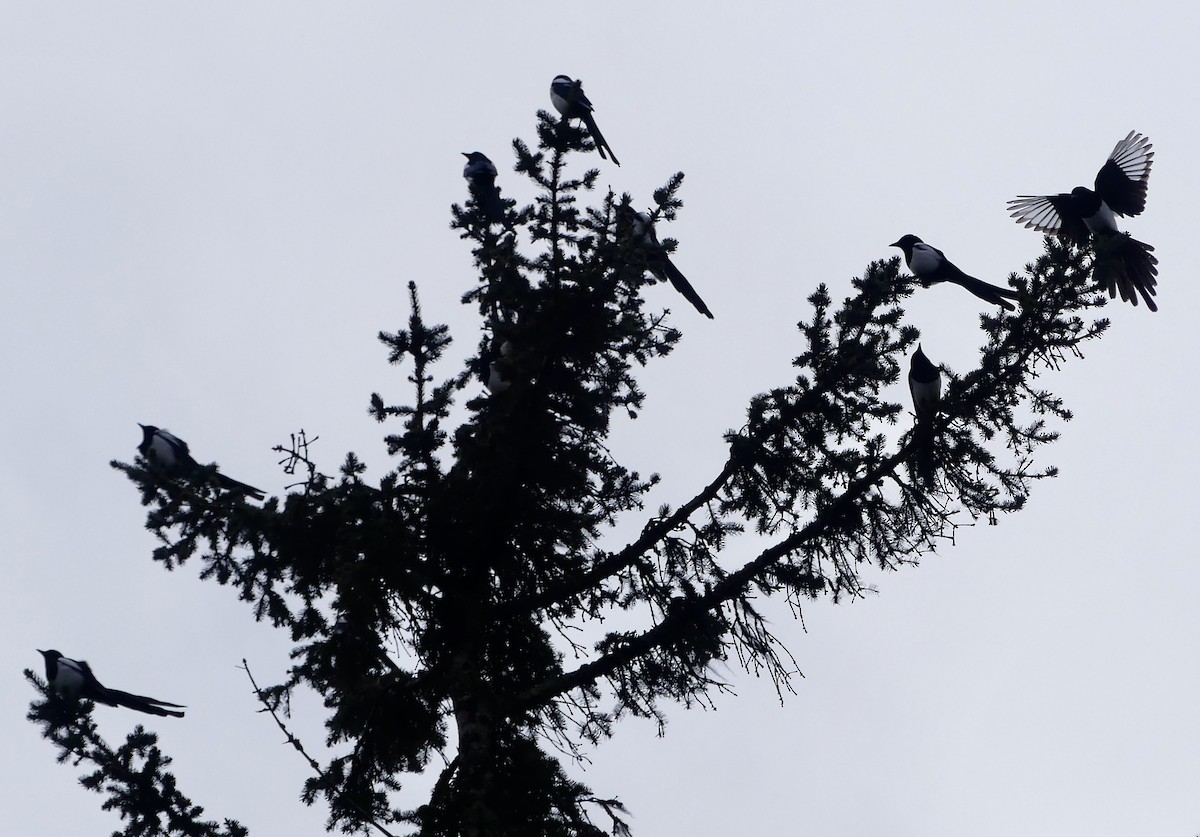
[
  {"xmin": 1007, "ymin": 196, "xmax": 1064, "ymax": 233},
  {"xmin": 53, "ymin": 658, "xmax": 87, "ymax": 697},
  {"xmin": 908, "ymin": 243, "xmax": 941, "ymax": 275},
  {"xmin": 1108, "ymin": 131, "xmax": 1153, "ymax": 184}
]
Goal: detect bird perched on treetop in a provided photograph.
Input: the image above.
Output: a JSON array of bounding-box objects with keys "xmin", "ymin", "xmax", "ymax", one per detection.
[
  {"xmin": 550, "ymin": 75, "xmax": 620, "ymax": 166},
  {"xmin": 618, "ymin": 206, "xmax": 714, "ymax": 319},
  {"xmin": 38, "ymin": 649, "xmax": 186, "ymax": 718},
  {"xmin": 462, "ymin": 151, "xmax": 505, "ymax": 225},
  {"xmin": 891, "ymin": 235, "xmax": 1019, "ymax": 311},
  {"xmin": 908, "ymin": 344, "xmax": 942, "ymax": 487},
  {"xmin": 138, "ymin": 424, "xmax": 265, "ymax": 500},
  {"xmin": 1007, "ymin": 131, "xmax": 1157, "ymax": 311}
]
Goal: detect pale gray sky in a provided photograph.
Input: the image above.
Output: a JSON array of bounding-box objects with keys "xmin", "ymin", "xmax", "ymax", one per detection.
[{"xmin": 3, "ymin": 3, "xmax": 1197, "ymax": 835}]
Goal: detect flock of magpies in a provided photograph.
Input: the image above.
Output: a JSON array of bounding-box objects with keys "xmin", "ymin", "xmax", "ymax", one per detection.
[
  {"xmin": 39, "ymin": 428, "xmax": 265, "ymax": 716},
  {"xmin": 467, "ymin": 78, "xmax": 1158, "ymax": 429},
  {"xmin": 40, "ymin": 75, "xmax": 1157, "ymax": 720},
  {"xmin": 896, "ymin": 129, "xmax": 1156, "ymax": 457},
  {"xmin": 464, "ymin": 75, "xmax": 716, "ymax": 330}
]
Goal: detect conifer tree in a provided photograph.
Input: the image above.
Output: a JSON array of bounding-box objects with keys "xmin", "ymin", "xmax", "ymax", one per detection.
[{"xmin": 30, "ymin": 104, "xmax": 1112, "ymax": 836}]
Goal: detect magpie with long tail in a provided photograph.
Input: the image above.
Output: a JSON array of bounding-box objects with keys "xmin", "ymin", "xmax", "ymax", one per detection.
[
  {"xmin": 462, "ymin": 151, "xmax": 505, "ymax": 225},
  {"xmin": 550, "ymin": 75, "xmax": 620, "ymax": 166},
  {"xmin": 908, "ymin": 345, "xmax": 942, "ymax": 488},
  {"xmin": 619, "ymin": 206, "xmax": 714, "ymax": 318},
  {"xmin": 138, "ymin": 424, "xmax": 265, "ymax": 500},
  {"xmin": 891, "ymin": 235, "xmax": 1019, "ymax": 310},
  {"xmin": 38, "ymin": 649, "xmax": 185, "ymax": 718},
  {"xmin": 1007, "ymin": 131, "xmax": 1158, "ymax": 311}
]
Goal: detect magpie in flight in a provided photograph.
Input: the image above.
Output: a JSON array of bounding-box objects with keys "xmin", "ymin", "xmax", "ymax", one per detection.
[
  {"xmin": 908, "ymin": 345, "xmax": 943, "ymax": 487},
  {"xmin": 891, "ymin": 235, "xmax": 1019, "ymax": 310},
  {"xmin": 138, "ymin": 424, "xmax": 265, "ymax": 500},
  {"xmin": 1007, "ymin": 131, "xmax": 1158, "ymax": 311},
  {"xmin": 550, "ymin": 75, "xmax": 620, "ymax": 166},
  {"xmin": 618, "ymin": 206, "xmax": 714, "ymax": 318},
  {"xmin": 462, "ymin": 151, "xmax": 505, "ymax": 225},
  {"xmin": 38, "ymin": 649, "xmax": 185, "ymax": 718}
]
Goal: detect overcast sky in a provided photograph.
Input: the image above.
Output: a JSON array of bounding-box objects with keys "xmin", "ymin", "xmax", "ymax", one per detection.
[{"xmin": 2, "ymin": 3, "xmax": 1197, "ymax": 835}]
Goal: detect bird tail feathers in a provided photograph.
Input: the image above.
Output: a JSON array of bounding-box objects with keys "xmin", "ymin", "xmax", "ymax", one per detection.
[
  {"xmin": 953, "ymin": 274, "xmax": 1019, "ymax": 311},
  {"xmin": 215, "ymin": 473, "xmax": 266, "ymax": 501},
  {"xmin": 99, "ymin": 687, "xmax": 186, "ymax": 718},
  {"xmin": 659, "ymin": 258, "xmax": 715, "ymax": 319},
  {"xmin": 1094, "ymin": 234, "xmax": 1158, "ymax": 312},
  {"xmin": 581, "ymin": 113, "xmax": 619, "ymax": 166}
]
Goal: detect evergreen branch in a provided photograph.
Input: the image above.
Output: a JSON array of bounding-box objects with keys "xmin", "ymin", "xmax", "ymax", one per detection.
[
  {"xmin": 26, "ymin": 671, "xmax": 247, "ymax": 837},
  {"xmin": 501, "ymin": 456, "xmax": 741, "ymax": 616},
  {"xmin": 513, "ymin": 441, "xmax": 913, "ymax": 712},
  {"xmin": 240, "ymin": 660, "xmax": 399, "ymax": 837}
]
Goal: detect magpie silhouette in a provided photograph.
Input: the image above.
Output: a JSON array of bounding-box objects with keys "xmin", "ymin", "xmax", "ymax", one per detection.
[
  {"xmin": 1008, "ymin": 131, "xmax": 1157, "ymax": 311},
  {"xmin": 891, "ymin": 235, "xmax": 1018, "ymax": 310},
  {"xmin": 618, "ymin": 206, "xmax": 714, "ymax": 318},
  {"xmin": 462, "ymin": 151, "xmax": 505, "ymax": 225},
  {"xmin": 909, "ymin": 344, "xmax": 942, "ymax": 416},
  {"xmin": 38, "ymin": 649, "xmax": 185, "ymax": 718},
  {"xmin": 908, "ymin": 345, "xmax": 942, "ymax": 487},
  {"xmin": 550, "ymin": 75, "xmax": 620, "ymax": 166},
  {"xmin": 138, "ymin": 424, "xmax": 265, "ymax": 500},
  {"xmin": 476, "ymin": 337, "xmax": 513, "ymax": 394}
]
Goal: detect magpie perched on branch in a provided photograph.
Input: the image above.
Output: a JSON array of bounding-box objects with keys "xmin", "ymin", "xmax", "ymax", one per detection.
[
  {"xmin": 462, "ymin": 151, "xmax": 505, "ymax": 225},
  {"xmin": 1007, "ymin": 131, "xmax": 1158, "ymax": 311},
  {"xmin": 908, "ymin": 344, "xmax": 943, "ymax": 488},
  {"xmin": 550, "ymin": 75, "xmax": 620, "ymax": 166},
  {"xmin": 890, "ymin": 235, "xmax": 1019, "ymax": 310},
  {"xmin": 38, "ymin": 650, "xmax": 185, "ymax": 718},
  {"xmin": 909, "ymin": 344, "xmax": 942, "ymax": 416},
  {"xmin": 138, "ymin": 424, "xmax": 265, "ymax": 500},
  {"xmin": 618, "ymin": 205, "xmax": 714, "ymax": 319},
  {"xmin": 476, "ymin": 337, "xmax": 514, "ymax": 394}
]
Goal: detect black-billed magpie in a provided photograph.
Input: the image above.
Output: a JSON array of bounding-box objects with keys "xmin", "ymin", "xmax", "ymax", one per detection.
[
  {"xmin": 38, "ymin": 649, "xmax": 185, "ymax": 718},
  {"xmin": 891, "ymin": 235, "xmax": 1019, "ymax": 311},
  {"xmin": 462, "ymin": 151, "xmax": 505, "ymax": 225},
  {"xmin": 908, "ymin": 345, "xmax": 942, "ymax": 487},
  {"xmin": 1007, "ymin": 131, "xmax": 1158, "ymax": 310},
  {"xmin": 550, "ymin": 75, "xmax": 620, "ymax": 166},
  {"xmin": 138, "ymin": 424, "xmax": 265, "ymax": 500},
  {"xmin": 618, "ymin": 206, "xmax": 714, "ymax": 319},
  {"xmin": 477, "ymin": 338, "xmax": 513, "ymax": 394},
  {"xmin": 909, "ymin": 344, "xmax": 942, "ymax": 417}
]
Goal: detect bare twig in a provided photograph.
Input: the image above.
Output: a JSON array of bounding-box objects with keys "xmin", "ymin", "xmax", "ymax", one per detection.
[{"xmin": 240, "ymin": 659, "xmax": 397, "ymax": 837}]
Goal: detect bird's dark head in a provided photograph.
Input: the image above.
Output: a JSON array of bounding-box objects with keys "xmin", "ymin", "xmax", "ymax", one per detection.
[
  {"xmin": 37, "ymin": 649, "xmax": 61, "ymax": 662},
  {"xmin": 910, "ymin": 345, "xmax": 939, "ymax": 378},
  {"xmin": 462, "ymin": 151, "xmax": 486, "ymax": 162},
  {"xmin": 890, "ymin": 234, "xmax": 922, "ymax": 249}
]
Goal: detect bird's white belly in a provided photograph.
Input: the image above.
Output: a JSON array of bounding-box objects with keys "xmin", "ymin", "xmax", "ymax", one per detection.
[
  {"xmin": 909, "ymin": 245, "xmax": 940, "ymax": 276},
  {"xmin": 1084, "ymin": 202, "xmax": 1119, "ymax": 235},
  {"xmin": 53, "ymin": 661, "xmax": 86, "ymax": 698}
]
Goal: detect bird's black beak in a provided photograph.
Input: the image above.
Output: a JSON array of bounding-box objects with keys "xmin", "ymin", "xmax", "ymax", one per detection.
[
  {"xmin": 461, "ymin": 152, "xmax": 470, "ymax": 158},
  {"xmin": 889, "ymin": 240, "xmax": 902, "ymax": 248}
]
